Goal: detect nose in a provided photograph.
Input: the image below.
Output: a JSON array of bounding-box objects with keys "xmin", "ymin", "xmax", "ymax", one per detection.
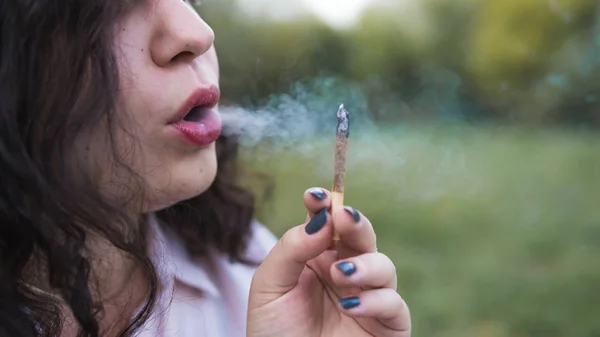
[{"xmin": 151, "ymin": 2, "xmax": 215, "ymax": 67}]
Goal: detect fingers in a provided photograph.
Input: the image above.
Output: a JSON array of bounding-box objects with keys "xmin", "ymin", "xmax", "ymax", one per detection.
[
  {"xmin": 304, "ymin": 187, "xmax": 331, "ymax": 220},
  {"xmin": 250, "ymin": 208, "xmax": 333, "ymax": 301},
  {"xmin": 334, "ymin": 206, "xmax": 377, "ymax": 258},
  {"xmin": 330, "ymin": 252, "xmax": 397, "ymax": 290},
  {"xmin": 304, "ymin": 187, "xmax": 377, "ymax": 256},
  {"xmin": 339, "ymin": 288, "xmax": 411, "ymax": 333}
]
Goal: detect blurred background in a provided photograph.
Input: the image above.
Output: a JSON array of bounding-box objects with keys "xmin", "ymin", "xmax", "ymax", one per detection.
[{"xmin": 198, "ymin": 1, "xmax": 600, "ymax": 336}]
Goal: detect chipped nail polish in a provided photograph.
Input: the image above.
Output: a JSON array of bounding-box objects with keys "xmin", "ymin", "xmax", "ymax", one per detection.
[
  {"xmin": 336, "ymin": 261, "xmax": 357, "ymax": 276},
  {"xmin": 343, "ymin": 206, "xmax": 360, "ymax": 223},
  {"xmin": 308, "ymin": 188, "xmax": 326, "ymax": 200}
]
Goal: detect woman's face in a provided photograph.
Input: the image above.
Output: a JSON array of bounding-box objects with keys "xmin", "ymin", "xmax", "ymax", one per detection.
[{"xmin": 100, "ymin": 0, "xmax": 220, "ymax": 212}]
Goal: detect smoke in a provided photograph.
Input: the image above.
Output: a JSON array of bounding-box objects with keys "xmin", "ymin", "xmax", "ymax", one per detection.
[
  {"xmin": 219, "ymin": 76, "xmax": 379, "ymax": 148},
  {"xmin": 217, "ymin": 71, "xmax": 475, "ymax": 183},
  {"xmin": 218, "ymin": 76, "xmax": 400, "ymax": 181},
  {"xmin": 218, "ymin": 68, "xmax": 475, "ymax": 149}
]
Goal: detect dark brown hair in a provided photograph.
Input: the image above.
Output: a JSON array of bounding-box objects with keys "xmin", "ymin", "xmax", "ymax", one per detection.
[{"xmin": 0, "ymin": 1, "xmax": 255, "ymax": 336}]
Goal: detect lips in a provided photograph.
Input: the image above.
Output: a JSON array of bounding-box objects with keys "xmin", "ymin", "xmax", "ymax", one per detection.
[{"xmin": 170, "ymin": 85, "xmax": 222, "ymax": 147}]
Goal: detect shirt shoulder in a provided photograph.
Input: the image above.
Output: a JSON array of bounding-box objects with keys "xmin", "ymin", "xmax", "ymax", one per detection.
[
  {"xmin": 243, "ymin": 220, "xmax": 278, "ymax": 262},
  {"xmin": 147, "ymin": 215, "xmax": 279, "ymax": 294},
  {"xmin": 140, "ymin": 216, "xmax": 280, "ymax": 337}
]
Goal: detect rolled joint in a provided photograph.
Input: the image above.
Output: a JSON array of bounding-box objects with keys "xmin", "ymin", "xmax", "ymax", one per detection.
[
  {"xmin": 333, "ymin": 104, "xmax": 349, "ymax": 242},
  {"xmin": 331, "ymin": 191, "xmax": 344, "ymax": 241}
]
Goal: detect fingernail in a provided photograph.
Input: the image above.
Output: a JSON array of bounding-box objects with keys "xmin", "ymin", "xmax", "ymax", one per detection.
[
  {"xmin": 308, "ymin": 188, "xmax": 326, "ymax": 200},
  {"xmin": 339, "ymin": 297, "xmax": 361, "ymax": 310},
  {"xmin": 305, "ymin": 208, "xmax": 328, "ymax": 234},
  {"xmin": 336, "ymin": 261, "xmax": 357, "ymax": 276},
  {"xmin": 343, "ymin": 206, "xmax": 360, "ymax": 223}
]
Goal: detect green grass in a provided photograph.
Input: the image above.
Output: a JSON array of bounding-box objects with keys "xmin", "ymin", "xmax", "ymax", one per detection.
[{"xmin": 240, "ymin": 123, "xmax": 600, "ymax": 337}]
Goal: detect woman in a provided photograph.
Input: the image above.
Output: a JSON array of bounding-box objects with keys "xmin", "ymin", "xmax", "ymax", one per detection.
[{"xmin": 0, "ymin": 0, "xmax": 411, "ymax": 336}]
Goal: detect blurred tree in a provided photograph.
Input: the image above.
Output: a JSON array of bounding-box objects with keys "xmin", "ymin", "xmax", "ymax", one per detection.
[
  {"xmin": 199, "ymin": 0, "xmax": 600, "ymax": 125},
  {"xmin": 196, "ymin": 1, "xmax": 600, "ymax": 335},
  {"xmin": 465, "ymin": 0, "xmax": 598, "ymax": 122},
  {"xmin": 346, "ymin": 7, "xmax": 417, "ymax": 80}
]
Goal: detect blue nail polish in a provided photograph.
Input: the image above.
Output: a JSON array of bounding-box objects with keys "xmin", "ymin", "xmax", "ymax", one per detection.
[
  {"xmin": 308, "ymin": 188, "xmax": 326, "ymax": 200},
  {"xmin": 336, "ymin": 262, "xmax": 357, "ymax": 276},
  {"xmin": 305, "ymin": 208, "xmax": 327, "ymax": 234},
  {"xmin": 343, "ymin": 206, "xmax": 360, "ymax": 223},
  {"xmin": 340, "ymin": 297, "xmax": 361, "ymax": 310}
]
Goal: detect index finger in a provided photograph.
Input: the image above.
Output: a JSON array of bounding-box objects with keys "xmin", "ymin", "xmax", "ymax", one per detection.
[
  {"xmin": 334, "ymin": 206, "xmax": 377, "ymax": 259},
  {"xmin": 303, "ymin": 187, "xmax": 332, "ymax": 221}
]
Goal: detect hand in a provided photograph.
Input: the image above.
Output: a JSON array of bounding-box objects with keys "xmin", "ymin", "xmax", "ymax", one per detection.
[{"xmin": 247, "ymin": 187, "xmax": 411, "ymax": 337}]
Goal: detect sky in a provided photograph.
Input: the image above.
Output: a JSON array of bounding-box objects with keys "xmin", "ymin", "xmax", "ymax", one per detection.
[
  {"xmin": 301, "ymin": 0, "xmax": 375, "ymax": 28},
  {"xmin": 236, "ymin": 0, "xmax": 376, "ymax": 28}
]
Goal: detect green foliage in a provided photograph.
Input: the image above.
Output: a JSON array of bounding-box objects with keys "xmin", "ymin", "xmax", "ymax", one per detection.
[
  {"xmin": 465, "ymin": 0, "xmax": 599, "ymax": 122},
  {"xmin": 200, "ymin": 0, "xmax": 600, "ymax": 125},
  {"xmin": 197, "ymin": 1, "xmax": 600, "ymax": 335},
  {"xmin": 241, "ymin": 125, "xmax": 600, "ymax": 337}
]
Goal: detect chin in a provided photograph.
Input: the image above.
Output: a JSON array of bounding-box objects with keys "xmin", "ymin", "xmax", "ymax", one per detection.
[
  {"xmin": 177, "ymin": 164, "xmax": 218, "ymax": 202},
  {"xmin": 144, "ymin": 146, "xmax": 218, "ymax": 212}
]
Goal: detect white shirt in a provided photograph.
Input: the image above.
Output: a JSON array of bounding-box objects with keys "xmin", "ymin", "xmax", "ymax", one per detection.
[{"xmin": 137, "ymin": 214, "xmax": 278, "ymax": 337}]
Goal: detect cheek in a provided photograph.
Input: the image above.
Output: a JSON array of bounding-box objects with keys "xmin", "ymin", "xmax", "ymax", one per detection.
[
  {"xmin": 69, "ymin": 120, "xmax": 142, "ymax": 206},
  {"xmin": 77, "ymin": 124, "xmax": 219, "ymax": 212},
  {"xmin": 205, "ymin": 47, "xmax": 219, "ymax": 78}
]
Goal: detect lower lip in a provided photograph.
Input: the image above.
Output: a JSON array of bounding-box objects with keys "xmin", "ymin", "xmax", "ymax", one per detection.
[{"xmin": 170, "ymin": 109, "xmax": 222, "ymax": 147}]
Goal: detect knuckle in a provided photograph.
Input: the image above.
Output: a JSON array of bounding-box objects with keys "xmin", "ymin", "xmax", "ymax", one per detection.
[
  {"xmin": 378, "ymin": 291, "xmax": 407, "ymax": 320},
  {"xmin": 395, "ymin": 293, "xmax": 409, "ymax": 313},
  {"xmin": 278, "ymin": 226, "xmax": 302, "ymax": 253},
  {"xmin": 383, "ymin": 288, "xmax": 407, "ymax": 309},
  {"xmin": 376, "ymin": 252, "xmax": 395, "ymax": 268}
]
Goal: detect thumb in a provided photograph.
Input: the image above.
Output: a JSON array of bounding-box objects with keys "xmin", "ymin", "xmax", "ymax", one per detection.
[{"xmin": 250, "ymin": 208, "xmax": 332, "ymax": 298}]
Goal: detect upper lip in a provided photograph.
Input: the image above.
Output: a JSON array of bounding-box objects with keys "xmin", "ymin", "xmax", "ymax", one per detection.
[{"xmin": 170, "ymin": 85, "xmax": 220, "ymax": 123}]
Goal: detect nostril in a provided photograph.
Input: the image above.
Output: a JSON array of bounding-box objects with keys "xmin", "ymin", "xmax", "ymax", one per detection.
[{"xmin": 171, "ymin": 51, "xmax": 196, "ymax": 64}]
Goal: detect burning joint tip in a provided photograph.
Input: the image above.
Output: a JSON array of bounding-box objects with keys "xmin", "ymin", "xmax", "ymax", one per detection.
[
  {"xmin": 337, "ymin": 104, "xmax": 349, "ymax": 117},
  {"xmin": 336, "ymin": 103, "xmax": 350, "ymax": 138}
]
